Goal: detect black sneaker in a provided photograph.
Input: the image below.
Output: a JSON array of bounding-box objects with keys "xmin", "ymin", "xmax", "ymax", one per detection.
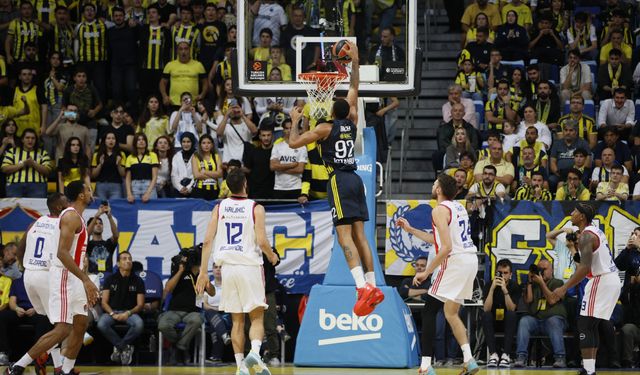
[
  {"xmin": 4, "ymin": 364, "xmax": 25, "ymax": 375},
  {"xmin": 578, "ymin": 368, "xmax": 596, "ymax": 375}
]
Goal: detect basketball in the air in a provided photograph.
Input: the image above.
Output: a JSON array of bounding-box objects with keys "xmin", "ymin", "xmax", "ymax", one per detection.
[{"xmin": 332, "ymin": 40, "xmax": 352, "ymax": 62}]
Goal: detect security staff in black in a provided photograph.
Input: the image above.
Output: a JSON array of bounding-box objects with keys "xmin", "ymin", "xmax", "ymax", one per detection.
[{"xmin": 288, "ymin": 40, "xmax": 385, "ymax": 317}]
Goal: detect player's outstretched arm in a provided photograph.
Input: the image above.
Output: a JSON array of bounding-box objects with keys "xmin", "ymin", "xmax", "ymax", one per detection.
[
  {"xmin": 197, "ymin": 204, "xmax": 219, "ymax": 294},
  {"xmin": 345, "ymin": 41, "xmax": 359, "ymax": 123},
  {"xmin": 554, "ymin": 231, "xmax": 594, "ymax": 299},
  {"xmin": 288, "ymin": 107, "xmax": 332, "ymax": 149},
  {"xmin": 414, "ymin": 206, "xmax": 451, "ymax": 285},
  {"xmin": 396, "ymin": 217, "xmax": 435, "ymax": 244},
  {"xmin": 58, "ymin": 212, "xmax": 99, "ymax": 306},
  {"xmin": 254, "ymin": 204, "xmax": 278, "ymax": 265}
]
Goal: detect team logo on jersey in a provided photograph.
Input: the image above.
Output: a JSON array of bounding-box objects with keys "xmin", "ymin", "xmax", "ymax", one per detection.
[{"xmin": 202, "ymin": 25, "xmax": 219, "ymax": 43}]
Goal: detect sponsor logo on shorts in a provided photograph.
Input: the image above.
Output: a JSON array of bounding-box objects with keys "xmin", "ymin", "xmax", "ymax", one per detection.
[{"xmin": 317, "ymin": 309, "xmax": 383, "ymax": 346}]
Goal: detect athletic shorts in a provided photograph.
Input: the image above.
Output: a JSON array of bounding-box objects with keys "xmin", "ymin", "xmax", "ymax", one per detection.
[
  {"xmin": 49, "ymin": 267, "xmax": 88, "ymax": 324},
  {"xmin": 580, "ymin": 272, "xmax": 621, "ymax": 320},
  {"xmin": 429, "ymin": 253, "xmax": 478, "ymax": 303},
  {"xmin": 24, "ymin": 269, "xmax": 51, "ymax": 316},
  {"xmin": 327, "ymin": 170, "xmax": 369, "ymax": 226},
  {"xmin": 220, "ymin": 264, "xmax": 268, "ymax": 313}
]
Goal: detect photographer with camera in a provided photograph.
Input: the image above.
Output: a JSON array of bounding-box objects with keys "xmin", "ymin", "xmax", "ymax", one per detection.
[
  {"xmin": 514, "ymin": 259, "xmax": 567, "ymax": 368},
  {"xmin": 86, "ymin": 201, "xmax": 119, "ymax": 274},
  {"xmin": 616, "ymin": 227, "xmax": 640, "ymax": 367},
  {"xmin": 483, "ymin": 259, "xmax": 521, "ymax": 368},
  {"xmin": 158, "ymin": 245, "xmax": 214, "ymax": 365}
]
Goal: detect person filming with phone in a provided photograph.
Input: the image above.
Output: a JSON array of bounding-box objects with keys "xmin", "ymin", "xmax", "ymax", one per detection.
[
  {"xmin": 86, "ymin": 201, "xmax": 120, "ymax": 275},
  {"xmin": 483, "ymin": 258, "xmax": 521, "ymax": 368},
  {"xmin": 168, "ymin": 92, "xmax": 203, "ymax": 150}
]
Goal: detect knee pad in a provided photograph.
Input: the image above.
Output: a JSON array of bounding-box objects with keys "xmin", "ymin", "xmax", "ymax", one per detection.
[{"xmin": 577, "ymin": 316, "xmax": 600, "ymax": 349}]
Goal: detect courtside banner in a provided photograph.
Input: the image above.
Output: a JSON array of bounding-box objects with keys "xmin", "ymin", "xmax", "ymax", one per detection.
[
  {"xmin": 294, "ymin": 284, "xmax": 420, "ymax": 368},
  {"xmin": 486, "ymin": 201, "xmax": 640, "ymax": 284},
  {"xmin": 385, "ymin": 200, "xmax": 436, "ymax": 276},
  {"xmin": 0, "ymin": 198, "xmax": 333, "ymax": 294}
]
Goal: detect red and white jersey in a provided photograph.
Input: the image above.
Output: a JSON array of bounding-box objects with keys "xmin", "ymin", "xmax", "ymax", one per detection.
[
  {"xmin": 432, "ymin": 200, "xmax": 477, "ymax": 255},
  {"xmin": 23, "ymin": 215, "xmax": 60, "ymax": 271},
  {"xmin": 51, "ymin": 207, "xmax": 87, "ymax": 270},
  {"xmin": 213, "ymin": 197, "xmax": 262, "ymax": 266},
  {"xmin": 582, "ymin": 225, "xmax": 618, "ymax": 277}
]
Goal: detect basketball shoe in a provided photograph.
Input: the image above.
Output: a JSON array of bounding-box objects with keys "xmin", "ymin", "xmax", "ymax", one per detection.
[
  {"xmin": 3, "ymin": 364, "xmax": 24, "ymax": 375},
  {"xmin": 459, "ymin": 358, "xmax": 479, "ymax": 375},
  {"xmin": 418, "ymin": 366, "xmax": 436, "ymax": 375},
  {"xmin": 34, "ymin": 352, "xmax": 48, "ymax": 375},
  {"xmin": 244, "ymin": 351, "xmax": 271, "ymax": 375},
  {"xmin": 353, "ymin": 283, "xmax": 385, "ymax": 316}
]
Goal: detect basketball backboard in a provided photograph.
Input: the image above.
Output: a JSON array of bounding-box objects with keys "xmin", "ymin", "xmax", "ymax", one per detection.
[{"xmin": 234, "ymin": 0, "xmax": 421, "ymax": 98}]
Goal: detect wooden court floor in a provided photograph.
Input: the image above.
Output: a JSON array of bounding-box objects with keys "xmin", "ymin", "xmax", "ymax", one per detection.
[{"xmin": 5, "ymin": 366, "xmax": 635, "ymax": 375}]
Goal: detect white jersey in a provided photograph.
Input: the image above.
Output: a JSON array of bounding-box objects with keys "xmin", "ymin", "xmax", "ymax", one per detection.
[
  {"xmin": 213, "ymin": 197, "xmax": 262, "ymax": 266},
  {"xmin": 50, "ymin": 207, "xmax": 88, "ymax": 270},
  {"xmin": 23, "ymin": 215, "xmax": 61, "ymax": 271},
  {"xmin": 582, "ymin": 225, "xmax": 618, "ymax": 277},
  {"xmin": 433, "ymin": 200, "xmax": 477, "ymax": 255}
]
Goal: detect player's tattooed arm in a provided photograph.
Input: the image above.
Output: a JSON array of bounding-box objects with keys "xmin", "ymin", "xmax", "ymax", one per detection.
[{"xmin": 554, "ymin": 231, "xmax": 594, "ymax": 299}]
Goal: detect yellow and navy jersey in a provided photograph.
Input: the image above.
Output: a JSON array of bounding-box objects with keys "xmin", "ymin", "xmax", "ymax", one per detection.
[
  {"xmin": 514, "ymin": 165, "xmax": 547, "ymax": 187},
  {"xmin": 600, "ymin": 25, "xmax": 634, "ymax": 47},
  {"xmin": 193, "ymin": 153, "xmax": 221, "ymax": 190},
  {"xmin": 7, "ymin": 18, "xmax": 39, "ymax": 61},
  {"xmin": 49, "ymin": 23, "xmax": 75, "ymax": 64},
  {"xmin": 34, "ymin": 0, "xmax": 64, "ymax": 26},
  {"xmin": 558, "ymin": 114, "xmax": 596, "ymax": 141},
  {"xmin": 514, "ymin": 185, "xmax": 553, "ymax": 201},
  {"xmin": 43, "ymin": 71, "xmax": 68, "ymax": 106},
  {"xmin": 509, "ymin": 85, "xmax": 526, "ymax": 110},
  {"xmin": 301, "ymin": 144, "xmax": 328, "ymax": 199},
  {"xmin": 140, "ymin": 25, "xmax": 170, "ymax": 70},
  {"xmin": 509, "ymin": 140, "xmax": 548, "ymax": 167},
  {"xmin": 0, "ymin": 105, "xmax": 21, "ymax": 127},
  {"xmin": 2, "ymin": 146, "xmax": 53, "ymax": 183},
  {"xmin": 75, "ymin": 20, "xmax": 107, "ymax": 62},
  {"xmin": 485, "ymin": 99, "xmax": 517, "ymax": 131},
  {"xmin": 477, "ymin": 148, "xmax": 490, "ymax": 161},
  {"xmin": 12, "ymin": 85, "xmax": 46, "ymax": 136},
  {"xmin": 170, "ymin": 23, "xmax": 200, "ymax": 60},
  {"xmin": 125, "ymin": 151, "xmax": 159, "ymax": 180},
  {"xmin": 477, "ymin": 180, "xmax": 501, "ymax": 198},
  {"xmin": 454, "ymin": 71, "xmax": 482, "ymax": 93}
]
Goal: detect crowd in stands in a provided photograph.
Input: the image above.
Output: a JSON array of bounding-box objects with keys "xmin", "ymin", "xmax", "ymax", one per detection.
[
  {"xmin": 0, "ymin": 0, "xmax": 401, "ymax": 367},
  {"xmin": 0, "ymin": 0, "xmax": 404, "ymax": 203},
  {"xmin": 437, "ymin": 0, "xmax": 640, "ymax": 203}
]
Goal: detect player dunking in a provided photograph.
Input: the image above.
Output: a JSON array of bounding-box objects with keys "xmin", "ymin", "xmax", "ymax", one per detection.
[
  {"xmin": 196, "ymin": 169, "xmax": 279, "ymax": 375},
  {"xmin": 6, "ymin": 181, "xmax": 99, "ymax": 375},
  {"xmin": 553, "ymin": 203, "xmax": 621, "ymax": 375},
  {"xmin": 412, "ymin": 174, "xmax": 479, "ymax": 375},
  {"xmin": 289, "ymin": 41, "xmax": 384, "ymax": 316}
]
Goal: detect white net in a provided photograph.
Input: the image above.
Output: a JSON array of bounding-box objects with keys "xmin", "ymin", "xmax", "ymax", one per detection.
[{"xmin": 298, "ymin": 72, "xmax": 348, "ymax": 120}]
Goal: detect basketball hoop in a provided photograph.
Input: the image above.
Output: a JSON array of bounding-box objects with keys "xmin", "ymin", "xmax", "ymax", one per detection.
[{"xmin": 298, "ymin": 70, "xmax": 348, "ymax": 120}]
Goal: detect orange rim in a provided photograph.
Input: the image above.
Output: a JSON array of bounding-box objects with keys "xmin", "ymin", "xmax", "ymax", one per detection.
[{"xmin": 298, "ymin": 72, "xmax": 348, "ymax": 90}]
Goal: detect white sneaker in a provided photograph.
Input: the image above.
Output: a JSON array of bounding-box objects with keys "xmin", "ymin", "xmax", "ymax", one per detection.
[
  {"xmin": 499, "ymin": 353, "xmax": 511, "ymax": 368},
  {"xmin": 0, "ymin": 352, "xmax": 9, "ymax": 365},
  {"xmin": 110, "ymin": 347, "xmax": 121, "ymax": 363},
  {"xmin": 487, "ymin": 352, "xmax": 499, "ymax": 367},
  {"xmin": 244, "ymin": 351, "xmax": 271, "ymax": 375},
  {"xmin": 267, "ymin": 357, "xmax": 281, "ymax": 366}
]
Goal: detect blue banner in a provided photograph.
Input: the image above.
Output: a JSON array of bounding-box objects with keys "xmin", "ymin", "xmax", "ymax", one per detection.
[
  {"xmin": 486, "ymin": 201, "xmax": 640, "ymax": 284},
  {"xmin": 0, "ymin": 198, "xmax": 334, "ymax": 294}
]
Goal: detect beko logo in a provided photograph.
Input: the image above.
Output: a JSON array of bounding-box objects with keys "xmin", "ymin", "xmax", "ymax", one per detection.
[{"xmin": 317, "ymin": 309, "xmax": 383, "ymax": 346}]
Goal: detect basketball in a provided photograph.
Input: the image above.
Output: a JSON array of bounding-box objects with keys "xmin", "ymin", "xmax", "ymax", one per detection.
[{"xmin": 332, "ymin": 40, "xmax": 352, "ymax": 62}]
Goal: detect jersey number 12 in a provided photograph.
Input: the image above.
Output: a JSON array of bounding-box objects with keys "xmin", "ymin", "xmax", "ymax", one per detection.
[{"xmin": 225, "ymin": 223, "xmax": 243, "ymax": 245}]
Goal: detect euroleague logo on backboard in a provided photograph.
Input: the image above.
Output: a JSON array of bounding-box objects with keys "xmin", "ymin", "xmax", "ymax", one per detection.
[{"xmin": 317, "ymin": 309, "xmax": 383, "ymax": 346}]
